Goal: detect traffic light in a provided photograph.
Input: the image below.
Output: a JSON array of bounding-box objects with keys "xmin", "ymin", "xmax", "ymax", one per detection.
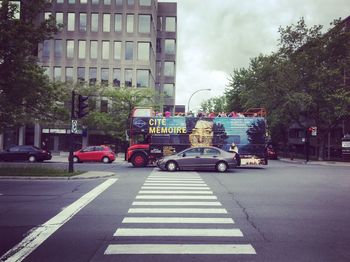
[{"xmin": 77, "ymin": 95, "xmax": 89, "ymax": 118}]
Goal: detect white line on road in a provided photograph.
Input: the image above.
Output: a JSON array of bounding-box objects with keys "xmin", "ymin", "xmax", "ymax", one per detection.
[
  {"xmin": 138, "ymin": 190, "xmax": 213, "ymax": 194},
  {"xmin": 0, "ymin": 178, "xmax": 118, "ymax": 262},
  {"xmin": 128, "ymin": 208, "xmax": 227, "ymax": 214},
  {"xmin": 114, "ymin": 228, "xmax": 243, "ymax": 237},
  {"xmin": 122, "ymin": 217, "xmax": 234, "ymax": 224},
  {"xmin": 136, "ymin": 195, "xmax": 217, "ymax": 199},
  {"xmin": 142, "ymin": 186, "xmax": 210, "ymax": 189},
  {"xmin": 132, "ymin": 201, "xmax": 222, "ymax": 206},
  {"xmin": 144, "ymin": 183, "xmax": 207, "ymax": 186},
  {"xmin": 105, "ymin": 244, "xmax": 256, "ymax": 254},
  {"xmin": 146, "ymin": 178, "xmax": 203, "ymax": 181}
]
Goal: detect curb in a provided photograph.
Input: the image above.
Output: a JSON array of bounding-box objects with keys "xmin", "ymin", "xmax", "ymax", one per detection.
[
  {"xmin": 0, "ymin": 171, "xmax": 117, "ymax": 180},
  {"xmin": 278, "ymin": 158, "xmax": 350, "ymax": 167}
]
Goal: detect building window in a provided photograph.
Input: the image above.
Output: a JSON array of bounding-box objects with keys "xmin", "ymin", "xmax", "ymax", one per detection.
[
  {"xmin": 126, "ymin": 14, "xmax": 134, "ymax": 33},
  {"xmin": 80, "ymin": 0, "xmax": 87, "ymax": 3},
  {"xmin": 68, "ymin": 0, "xmax": 75, "ymax": 3},
  {"xmin": 54, "ymin": 67, "xmax": 61, "ymax": 81},
  {"xmin": 114, "ymin": 41, "xmax": 121, "ymax": 60},
  {"xmin": 139, "ymin": 0, "xmax": 151, "ymax": 6},
  {"xmin": 114, "ymin": 14, "xmax": 122, "ymax": 32},
  {"xmin": 65, "ymin": 67, "xmax": 74, "ymax": 82},
  {"xmin": 54, "ymin": 40, "xmax": 63, "ymax": 57},
  {"xmin": 89, "ymin": 67, "xmax": 97, "ymax": 85},
  {"xmin": 57, "ymin": 0, "xmax": 64, "ymax": 3},
  {"xmin": 165, "ymin": 16, "xmax": 176, "ymax": 32},
  {"xmin": 42, "ymin": 40, "xmax": 50, "ymax": 58},
  {"xmin": 113, "ymin": 68, "xmax": 121, "ymax": 87},
  {"xmin": 101, "ymin": 68, "xmax": 109, "ymax": 85},
  {"xmin": 77, "ymin": 67, "xmax": 85, "ymax": 82},
  {"xmin": 44, "ymin": 12, "xmax": 51, "ymax": 20},
  {"xmin": 103, "ymin": 13, "xmax": 110, "ymax": 32},
  {"xmin": 137, "ymin": 70, "xmax": 149, "ymax": 87},
  {"xmin": 164, "ymin": 83, "xmax": 174, "ymax": 98},
  {"xmin": 138, "ymin": 14, "xmax": 150, "ymax": 33},
  {"xmin": 66, "ymin": 40, "xmax": 74, "ymax": 58},
  {"xmin": 100, "ymin": 99, "xmax": 108, "ymax": 113},
  {"xmin": 90, "ymin": 40, "xmax": 98, "ymax": 59},
  {"xmin": 79, "ymin": 13, "xmax": 87, "ymax": 31},
  {"xmin": 137, "ymin": 42, "xmax": 149, "ymax": 61},
  {"xmin": 102, "ymin": 41, "xmax": 110, "ymax": 60},
  {"xmin": 78, "ymin": 40, "xmax": 86, "ymax": 59},
  {"xmin": 125, "ymin": 41, "xmax": 133, "ymax": 60},
  {"xmin": 157, "ymin": 16, "xmax": 162, "ymax": 31},
  {"xmin": 92, "ymin": 0, "xmax": 99, "ymax": 4},
  {"xmin": 43, "ymin": 66, "xmax": 50, "ymax": 77},
  {"xmin": 164, "ymin": 39, "xmax": 175, "ymax": 55},
  {"xmin": 115, "ymin": 0, "xmax": 122, "ymax": 5},
  {"xmin": 164, "ymin": 61, "xmax": 175, "ymax": 77},
  {"xmin": 56, "ymin": 12, "xmax": 63, "ymax": 25},
  {"xmin": 104, "ymin": 0, "xmax": 110, "ymax": 4},
  {"xmin": 125, "ymin": 69, "xmax": 132, "ymax": 87},
  {"xmin": 91, "ymin": 13, "xmax": 99, "ymax": 32},
  {"xmin": 127, "ymin": 0, "xmax": 134, "ymax": 5},
  {"xmin": 67, "ymin": 13, "xmax": 75, "ymax": 31}
]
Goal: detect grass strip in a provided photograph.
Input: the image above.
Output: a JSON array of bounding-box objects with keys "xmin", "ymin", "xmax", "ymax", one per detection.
[{"xmin": 0, "ymin": 166, "xmax": 83, "ymax": 177}]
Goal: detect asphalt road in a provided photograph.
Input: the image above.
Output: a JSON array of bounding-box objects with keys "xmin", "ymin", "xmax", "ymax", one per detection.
[{"xmin": 0, "ymin": 160, "xmax": 350, "ymax": 262}]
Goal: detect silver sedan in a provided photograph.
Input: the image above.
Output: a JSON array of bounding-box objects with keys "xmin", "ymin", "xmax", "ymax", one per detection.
[{"xmin": 156, "ymin": 146, "xmax": 238, "ymax": 172}]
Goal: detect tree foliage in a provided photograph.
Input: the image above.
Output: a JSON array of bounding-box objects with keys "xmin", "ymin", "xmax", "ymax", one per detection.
[
  {"xmin": 224, "ymin": 17, "xmax": 350, "ymax": 158},
  {"xmin": 0, "ymin": 0, "xmax": 61, "ymax": 131},
  {"xmin": 200, "ymin": 96, "xmax": 227, "ymax": 113}
]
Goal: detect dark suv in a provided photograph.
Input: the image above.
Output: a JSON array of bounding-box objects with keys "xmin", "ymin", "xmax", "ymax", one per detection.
[{"xmin": 0, "ymin": 145, "xmax": 52, "ymax": 162}]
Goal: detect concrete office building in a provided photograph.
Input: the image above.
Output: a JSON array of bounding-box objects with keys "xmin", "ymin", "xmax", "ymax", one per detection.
[{"xmin": 0, "ymin": 0, "xmax": 177, "ymax": 152}]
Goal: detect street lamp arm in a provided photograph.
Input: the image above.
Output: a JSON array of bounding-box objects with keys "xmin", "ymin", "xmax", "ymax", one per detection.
[{"xmin": 187, "ymin": 88, "xmax": 211, "ymax": 112}]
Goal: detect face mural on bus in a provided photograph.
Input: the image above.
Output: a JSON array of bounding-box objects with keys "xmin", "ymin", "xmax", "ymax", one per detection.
[{"xmin": 189, "ymin": 120, "xmax": 214, "ymax": 147}]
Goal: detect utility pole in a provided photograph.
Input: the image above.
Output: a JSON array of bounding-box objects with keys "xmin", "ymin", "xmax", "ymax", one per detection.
[{"xmin": 68, "ymin": 91, "xmax": 75, "ymax": 173}]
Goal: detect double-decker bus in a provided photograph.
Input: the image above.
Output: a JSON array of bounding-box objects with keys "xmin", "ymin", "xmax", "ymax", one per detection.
[{"xmin": 126, "ymin": 108, "xmax": 268, "ymax": 167}]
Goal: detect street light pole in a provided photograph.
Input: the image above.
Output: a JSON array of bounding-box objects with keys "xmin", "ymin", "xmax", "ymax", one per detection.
[{"xmin": 187, "ymin": 88, "xmax": 211, "ymax": 112}]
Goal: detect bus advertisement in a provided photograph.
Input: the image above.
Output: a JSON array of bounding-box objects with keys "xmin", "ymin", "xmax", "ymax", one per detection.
[{"xmin": 126, "ymin": 108, "xmax": 268, "ymax": 167}]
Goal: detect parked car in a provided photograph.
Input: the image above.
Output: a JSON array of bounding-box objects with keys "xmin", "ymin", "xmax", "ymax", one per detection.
[
  {"xmin": 72, "ymin": 145, "xmax": 115, "ymax": 163},
  {"xmin": 156, "ymin": 146, "xmax": 238, "ymax": 172},
  {"xmin": 267, "ymin": 146, "xmax": 278, "ymax": 160},
  {"xmin": 0, "ymin": 145, "xmax": 52, "ymax": 162}
]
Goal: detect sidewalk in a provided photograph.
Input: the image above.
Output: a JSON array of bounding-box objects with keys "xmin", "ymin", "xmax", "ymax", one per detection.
[{"xmin": 278, "ymin": 158, "xmax": 350, "ymax": 167}]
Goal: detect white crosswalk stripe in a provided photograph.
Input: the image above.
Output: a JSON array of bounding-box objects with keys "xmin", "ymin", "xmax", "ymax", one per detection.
[{"xmin": 104, "ymin": 170, "xmax": 256, "ymax": 256}]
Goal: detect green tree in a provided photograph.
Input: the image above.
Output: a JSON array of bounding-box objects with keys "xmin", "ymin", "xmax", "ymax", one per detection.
[
  {"xmin": 0, "ymin": 0, "xmax": 61, "ymax": 131},
  {"xmin": 200, "ymin": 96, "xmax": 227, "ymax": 113}
]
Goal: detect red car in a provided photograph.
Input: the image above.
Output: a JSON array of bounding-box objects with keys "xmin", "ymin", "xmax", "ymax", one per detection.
[
  {"xmin": 73, "ymin": 145, "xmax": 115, "ymax": 163},
  {"xmin": 267, "ymin": 146, "xmax": 278, "ymax": 160}
]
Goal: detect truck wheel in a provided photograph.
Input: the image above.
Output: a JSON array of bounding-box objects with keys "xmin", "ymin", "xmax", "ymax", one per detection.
[
  {"xmin": 166, "ymin": 161, "xmax": 177, "ymax": 172},
  {"xmin": 131, "ymin": 153, "xmax": 147, "ymax": 167}
]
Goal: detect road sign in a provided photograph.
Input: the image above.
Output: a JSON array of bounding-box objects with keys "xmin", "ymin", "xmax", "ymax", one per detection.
[{"xmin": 71, "ymin": 120, "xmax": 78, "ymax": 133}]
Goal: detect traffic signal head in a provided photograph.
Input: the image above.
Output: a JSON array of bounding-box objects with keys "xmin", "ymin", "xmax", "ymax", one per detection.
[{"xmin": 77, "ymin": 95, "xmax": 89, "ymax": 118}]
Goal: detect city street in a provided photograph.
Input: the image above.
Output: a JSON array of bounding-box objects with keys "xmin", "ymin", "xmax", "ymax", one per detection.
[{"xmin": 0, "ymin": 160, "xmax": 350, "ymax": 261}]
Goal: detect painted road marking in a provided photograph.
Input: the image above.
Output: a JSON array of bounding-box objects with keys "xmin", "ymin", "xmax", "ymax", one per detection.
[
  {"xmin": 114, "ymin": 228, "xmax": 243, "ymax": 237},
  {"xmin": 144, "ymin": 183, "xmax": 207, "ymax": 186},
  {"xmin": 142, "ymin": 186, "xmax": 210, "ymax": 190},
  {"xmin": 0, "ymin": 178, "xmax": 118, "ymax": 262},
  {"xmin": 136, "ymin": 195, "xmax": 217, "ymax": 199},
  {"xmin": 105, "ymin": 244, "xmax": 256, "ymax": 254},
  {"xmin": 132, "ymin": 201, "xmax": 222, "ymax": 206},
  {"xmin": 122, "ymin": 217, "xmax": 234, "ymax": 224},
  {"xmin": 128, "ymin": 208, "xmax": 227, "ymax": 214},
  {"xmin": 139, "ymin": 190, "xmax": 212, "ymax": 194}
]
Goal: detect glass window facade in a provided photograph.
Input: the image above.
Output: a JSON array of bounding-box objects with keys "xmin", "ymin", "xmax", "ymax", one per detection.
[
  {"xmin": 90, "ymin": 41, "xmax": 98, "ymax": 59},
  {"xmin": 91, "ymin": 13, "xmax": 99, "ymax": 32},
  {"xmin": 140, "ymin": 0, "xmax": 151, "ymax": 6},
  {"xmin": 44, "ymin": 12, "xmax": 51, "ymax": 20},
  {"xmin": 104, "ymin": 0, "xmax": 111, "ymax": 4},
  {"xmin": 114, "ymin": 41, "xmax": 121, "ymax": 60},
  {"xmin": 113, "ymin": 68, "xmax": 121, "ymax": 87},
  {"xmin": 101, "ymin": 68, "xmax": 109, "ymax": 85},
  {"xmin": 127, "ymin": 0, "xmax": 134, "ymax": 5},
  {"xmin": 127, "ymin": 14, "xmax": 134, "ymax": 33},
  {"xmin": 65, "ymin": 67, "xmax": 74, "ymax": 82},
  {"xmin": 114, "ymin": 14, "xmax": 122, "ymax": 32},
  {"xmin": 125, "ymin": 69, "xmax": 132, "ymax": 87},
  {"xmin": 137, "ymin": 70, "xmax": 149, "ymax": 87},
  {"xmin": 164, "ymin": 83, "xmax": 174, "ymax": 97},
  {"xmin": 115, "ymin": 0, "xmax": 122, "ymax": 5},
  {"xmin": 92, "ymin": 0, "xmax": 99, "ymax": 4},
  {"xmin": 138, "ymin": 14, "xmax": 150, "ymax": 33},
  {"xmin": 102, "ymin": 41, "xmax": 110, "ymax": 60},
  {"xmin": 164, "ymin": 39, "xmax": 175, "ymax": 55},
  {"xmin": 79, "ymin": 13, "xmax": 87, "ymax": 31},
  {"xmin": 54, "ymin": 67, "xmax": 61, "ymax": 81},
  {"xmin": 54, "ymin": 40, "xmax": 63, "ymax": 57},
  {"xmin": 80, "ymin": 0, "xmax": 87, "ymax": 3},
  {"xmin": 66, "ymin": 40, "xmax": 74, "ymax": 58},
  {"xmin": 67, "ymin": 13, "xmax": 75, "ymax": 31},
  {"xmin": 137, "ymin": 42, "xmax": 149, "ymax": 61},
  {"xmin": 56, "ymin": 12, "xmax": 63, "ymax": 25},
  {"xmin": 89, "ymin": 67, "xmax": 97, "ymax": 85},
  {"xmin": 103, "ymin": 13, "xmax": 110, "ymax": 32},
  {"xmin": 43, "ymin": 40, "xmax": 50, "ymax": 57},
  {"xmin": 164, "ymin": 61, "xmax": 175, "ymax": 77},
  {"xmin": 77, "ymin": 67, "xmax": 85, "ymax": 82},
  {"xmin": 125, "ymin": 41, "xmax": 133, "ymax": 60},
  {"xmin": 78, "ymin": 40, "xmax": 86, "ymax": 59},
  {"xmin": 165, "ymin": 16, "xmax": 176, "ymax": 32}
]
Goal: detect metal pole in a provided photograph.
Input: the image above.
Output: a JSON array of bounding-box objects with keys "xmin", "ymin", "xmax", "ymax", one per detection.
[
  {"xmin": 187, "ymin": 88, "xmax": 211, "ymax": 112},
  {"xmin": 68, "ymin": 91, "xmax": 75, "ymax": 173}
]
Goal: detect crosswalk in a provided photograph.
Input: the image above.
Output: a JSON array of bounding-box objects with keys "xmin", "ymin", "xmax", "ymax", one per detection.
[{"xmin": 104, "ymin": 171, "xmax": 256, "ymax": 256}]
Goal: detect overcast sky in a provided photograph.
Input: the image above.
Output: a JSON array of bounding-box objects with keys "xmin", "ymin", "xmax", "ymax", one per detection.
[{"xmin": 159, "ymin": 0, "xmax": 350, "ymax": 112}]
